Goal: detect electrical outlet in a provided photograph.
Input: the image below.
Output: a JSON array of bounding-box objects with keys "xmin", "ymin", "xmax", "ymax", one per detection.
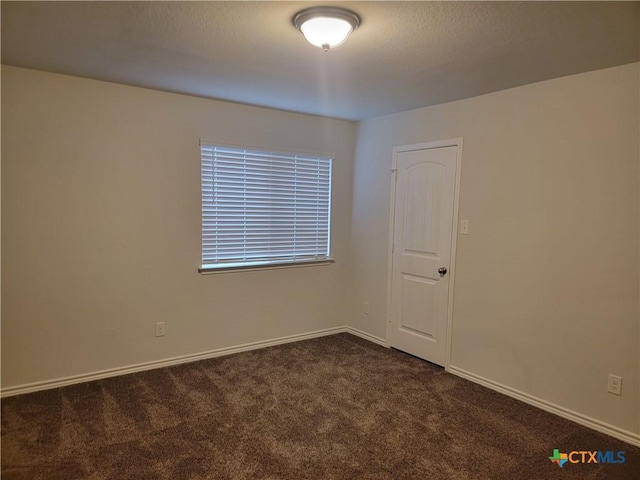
[
  {"xmin": 363, "ymin": 302, "xmax": 370, "ymax": 315},
  {"xmin": 155, "ymin": 322, "xmax": 166, "ymax": 337},
  {"xmin": 607, "ymin": 374, "xmax": 622, "ymax": 396}
]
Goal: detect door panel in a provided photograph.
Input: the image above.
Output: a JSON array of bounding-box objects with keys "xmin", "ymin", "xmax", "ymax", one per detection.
[
  {"xmin": 388, "ymin": 144, "xmax": 459, "ymax": 366},
  {"xmin": 404, "ymin": 163, "xmax": 443, "ymax": 255},
  {"xmin": 400, "ymin": 274, "xmax": 438, "ymax": 338}
]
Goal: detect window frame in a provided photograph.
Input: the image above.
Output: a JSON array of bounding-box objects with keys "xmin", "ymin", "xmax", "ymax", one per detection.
[{"xmin": 198, "ymin": 140, "xmax": 335, "ymax": 274}]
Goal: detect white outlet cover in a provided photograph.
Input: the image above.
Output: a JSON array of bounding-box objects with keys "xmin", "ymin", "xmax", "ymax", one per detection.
[
  {"xmin": 155, "ymin": 322, "xmax": 166, "ymax": 337},
  {"xmin": 607, "ymin": 374, "xmax": 622, "ymax": 396}
]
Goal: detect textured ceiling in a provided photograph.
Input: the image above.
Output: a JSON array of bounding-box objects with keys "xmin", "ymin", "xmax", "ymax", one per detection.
[{"xmin": 2, "ymin": 1, "xmax": 638, "ymax": 120}]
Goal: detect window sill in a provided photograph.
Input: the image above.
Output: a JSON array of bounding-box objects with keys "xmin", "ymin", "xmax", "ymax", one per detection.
[{"xmin": 199, "ymin": 258, "xmax": 335, "ymax": 274}]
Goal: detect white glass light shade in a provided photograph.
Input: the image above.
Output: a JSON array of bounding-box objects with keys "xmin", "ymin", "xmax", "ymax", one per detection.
[
  {"xmin": 300, "ymin": 17, "xmax": 353, "ymax": 50},
  {"xmin": 293, "ymin": 7, "xmax": 360, "ymax": 51}
]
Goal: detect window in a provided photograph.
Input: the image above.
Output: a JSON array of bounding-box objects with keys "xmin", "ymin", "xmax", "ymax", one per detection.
[{"xmin": 200, "ymin": 142, "xmax": 333, "ymax": 272}]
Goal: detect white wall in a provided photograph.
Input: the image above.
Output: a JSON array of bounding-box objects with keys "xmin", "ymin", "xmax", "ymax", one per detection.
[
  {"xmin": 1, "ymin": 66, "xmax": 356, "ymax": 388},
  {"xmin": 348, "ymin": 63, "xmax": 640, "ymax": 436}
]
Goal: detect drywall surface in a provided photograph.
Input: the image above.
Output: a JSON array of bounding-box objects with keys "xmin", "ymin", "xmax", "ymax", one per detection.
[
  {"xmin": 348, "ymin": 63, "xmax": 640, "ymax": 434},
  {"xmin": 1, "ymin": 66, "xmax": 356, "ymax": 388}
]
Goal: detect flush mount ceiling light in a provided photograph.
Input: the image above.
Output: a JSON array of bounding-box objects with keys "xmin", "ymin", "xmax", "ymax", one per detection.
[{"xmin": 293, "ymin": 6, "xmax": 360, "ymax": 52}]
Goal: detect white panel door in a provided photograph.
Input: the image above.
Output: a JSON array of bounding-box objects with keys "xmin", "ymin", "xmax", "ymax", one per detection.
[{"xmin": 388, "ymin": 143, "xmax": 459, "ymax": 366}]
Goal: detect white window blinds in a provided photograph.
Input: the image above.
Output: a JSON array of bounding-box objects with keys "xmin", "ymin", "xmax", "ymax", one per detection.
[{"xmin": 200, "ymin": 143, "xmax": 332, "ymax": 270}]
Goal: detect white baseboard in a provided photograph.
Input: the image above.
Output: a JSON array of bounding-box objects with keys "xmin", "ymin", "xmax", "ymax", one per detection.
[
  {"xmin": 1, "ymin": 326, "xmax": 349, "ymax": 398},
  {"xmin": 344, "ymin": 326, "xmax": 387, "ymax": 347},
  {"xmin": 448, "ymin": 365, "xmax": 640, "ymax": 447}
]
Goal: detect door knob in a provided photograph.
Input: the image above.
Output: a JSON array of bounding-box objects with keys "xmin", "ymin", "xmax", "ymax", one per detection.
[{"xmin": 438, "ymin": 267, "xmax": 447, "ymax": 277}]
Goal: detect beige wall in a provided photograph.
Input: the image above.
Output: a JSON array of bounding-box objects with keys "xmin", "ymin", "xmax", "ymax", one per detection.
[
  {"xmin": 348, "ymin": 63, "xmax": 640, "ymax": 435},
  {"xmin": 1, "ymin": 66, "xmax": 356, "ymax": 388},
  {"xmin": 3, "ymin": 62, "xmax": 639, "ymax": 438}
]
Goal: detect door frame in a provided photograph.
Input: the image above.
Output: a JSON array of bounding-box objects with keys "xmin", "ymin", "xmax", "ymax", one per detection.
[{"xmin": 385, "ymin": 138, "xmax": 463, "ymax": 370}]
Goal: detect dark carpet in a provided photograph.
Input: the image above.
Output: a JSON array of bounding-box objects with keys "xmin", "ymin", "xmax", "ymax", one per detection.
[{"xmin": 1, "ymin": 333, "xmax": 638, "ymax": 479}]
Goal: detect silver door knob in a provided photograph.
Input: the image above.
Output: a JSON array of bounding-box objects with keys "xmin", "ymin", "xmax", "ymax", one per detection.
[{"xmin": 438, "ymin": 267, "xmax": 447, "ymax": 277}]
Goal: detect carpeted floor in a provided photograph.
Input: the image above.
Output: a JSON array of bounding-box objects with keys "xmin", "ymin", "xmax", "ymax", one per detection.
[{"xmin": 1, "ymin": 333, "xmax": 638, "ymax": 479}]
